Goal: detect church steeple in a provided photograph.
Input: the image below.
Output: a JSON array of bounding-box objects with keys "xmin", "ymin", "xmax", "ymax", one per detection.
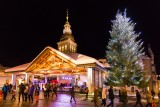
[
  {"xmin": 57, "ymin": 9, "xmax": 77, "ymax": 54},
  {"xmin": 63, "ymin": 9, "xmax": 72, "ymax": 35}
]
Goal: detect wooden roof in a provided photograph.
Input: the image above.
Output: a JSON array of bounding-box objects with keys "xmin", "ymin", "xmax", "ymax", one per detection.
[{"xmin": 5, "ymin": 46, "xmax": 107, "ymax": 74}]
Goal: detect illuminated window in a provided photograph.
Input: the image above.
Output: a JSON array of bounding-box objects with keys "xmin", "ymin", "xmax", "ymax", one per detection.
[
  {"xmin": 72, "ymin": 46, "xmax": 74, "ymax": 52},
  {"xmin": 59, "ymin": 46, "xmax": 61, "ymax": 51},
  {"xmin": 74, "ymin": 48, "xmax": 75, "ymax": 52},
  {"xmin": 62, "ymin": 45, "xmax": 64, "ymax": 51},
  {"xmin": 65, "ymin": 45, "xmax": 67, "ymax": 50},
  {"xmin": 70, "ymin": 45, "xmax": 72, "ymax": 51},
  {"xmin": 71, "ymin": 46, "xmax": 73, "ymax": 52}
]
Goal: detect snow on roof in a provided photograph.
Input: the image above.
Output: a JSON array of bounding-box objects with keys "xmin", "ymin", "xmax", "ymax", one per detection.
[
  {"xmin": 66, "ymin": 53, "xmax": 104, "ymax": 66},
  {"xmin": 46, "ymin": 46, "xmax": 104, "ymax": 67},
  {"xmin": 47, "ymin": 46, "xmax": 105, "ymax": 67},
  {"xmin": 5, "ymin": 46, "xmax": 106, "ymax": 72},
  {"xmin": 5, "ymin": 63, "xmax": 30, "ymax": 72}
]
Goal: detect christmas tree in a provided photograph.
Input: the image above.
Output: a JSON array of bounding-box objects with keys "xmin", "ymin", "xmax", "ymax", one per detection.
[{"xmin": 105, "ymin": 10, "xmax": 150, "ymax": 88}]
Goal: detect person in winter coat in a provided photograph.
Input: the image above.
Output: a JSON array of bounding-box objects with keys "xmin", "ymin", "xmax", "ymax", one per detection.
[
  {"xmin": 134, "ymin": 90, "xmax": 143, "ymax": 107},
  {"xmin": 85, "ymin": 87, "xmax": 89, "ymax": 99},
  {"xmin": 98, "ymin": 87, "xmax": 102, "ymax": 99},
  {"xmin": 18, "ymin": 83, "xmax": 26, "ymax": 102},
  {"xmin": 70, "ymin": 86, "xmax": 76, "ymax": 102},
  {"xmin": 35, "ymin": 84, "xmax": 40, "ymax": 102},
  {"xmin": 93, "ymin": 87, "xmax": 99, "ymax": 107},
  {"xmin": 28, "ymin": 84, "xmax": 34, "ymax": 102},
  {"xmin": 107, "ymin": 85, "xmax": 115, "ymax": 107},
  {"xmin": 51, "ymin": 84, "xmax": 58, "ymax": 99},
  {"xmin": 145, "ymin": 90, "xmax": 152, "ymax": 107},
  {"xmin": 119, "ymin": 89, "xmax": 122, "ymax": 102},
  {"xmin": 151, "ymin": 90, "xmax": 155, "ymax": 100},
  {"xmin": 101, "ymin": 87, "xmax": 107, "ymax": 107},
  {"xmin": 24, "ymin": 85, "xmax": 29, "ymax": 102},
  {"xmin": 2, "ymin": 84, "xmax": 8, "ymax": 101},
  {"xmin": 45, "ymin": 83, "xmax": 51, "ymax": 99},
  {"xmin": 121, "ymin": 87, "xmax": 128, "ymax": 107}
]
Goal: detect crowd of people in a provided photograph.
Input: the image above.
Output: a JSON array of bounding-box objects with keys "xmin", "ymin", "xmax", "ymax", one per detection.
[
  {"xmin": 92, "ymin": 86, "xmax": 159, "ymax": 107},
  {"xmin": 0, "ymin": 82, "xmax": 78, "ymax": 103},
  {"xmin": 1, "ymin": 83, "xmax": 160, "ymax": 107},
  {"xmin": 1, "ymin": 83, "xmax": 13, "ymax": 101},
  {"xmin": 1, "ymin": 82, "xmax": 59, "ymax": 102}
]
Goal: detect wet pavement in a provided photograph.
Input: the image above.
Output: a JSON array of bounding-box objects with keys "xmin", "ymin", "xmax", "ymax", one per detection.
[{"xmin": 0, "ymin": 91, "xmax": 159, "ymax": 107}]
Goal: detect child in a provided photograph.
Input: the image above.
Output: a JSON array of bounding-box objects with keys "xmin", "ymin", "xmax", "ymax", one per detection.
[
  {"xmin": 11, "ymin": 89, "xmax": 16, "ymax": 100},
  {"xmin": 35, "ymin": 84, "xmax": 40, "ymax": 102}
]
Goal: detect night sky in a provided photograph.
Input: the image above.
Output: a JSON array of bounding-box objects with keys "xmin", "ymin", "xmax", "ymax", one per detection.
[{"xmin": 0, "ymin": 1, "xmax": 160, "ymax": 73}]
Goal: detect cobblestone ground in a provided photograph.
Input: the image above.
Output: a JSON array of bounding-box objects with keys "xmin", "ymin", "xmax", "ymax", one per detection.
[{"xmin": 0, "ymin": 91, "xmax": 159, "ymax": 107}]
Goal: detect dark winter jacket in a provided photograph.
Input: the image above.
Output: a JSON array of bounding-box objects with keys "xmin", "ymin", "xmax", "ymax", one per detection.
[
  {"xmin": 108, "ymin": 88, "xmax": 114, "ymax": 99},
  {"xmin": 121, "ymin": 89, "xmax": 128, "ymax": 102},
  {"xmin": 136, "ymin": 91, "xmax": 141, "ymax": 100},
  {"xmin": 52, "ymin": 85, "xmax": 58, "ymax": 93},
  {"xmin": 70, "ymin": 86, "xmax": 75, "ymax": 96},
  {"xmin": 28, "ymin": 85, "xmax": 34, "ymax": 95},
  {"xmin": 35, "ymin": 86, "xmax": 40, "ymax": 96},
  {"xmin": 2, "ymin": 85, "xmax": 8, "ymax": 93},
  {"xmin": 19, "ymin": 83, "xmax": 26, "ymax": 94}
]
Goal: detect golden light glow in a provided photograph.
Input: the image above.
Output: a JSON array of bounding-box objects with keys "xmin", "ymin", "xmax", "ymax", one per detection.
[
  {"xmin": 65, "ymin": 45, "xmax": 67, "ymax": 50},
  {"xmin": 88, "ymin": 68, "xmax": 92, "ymax": 83},
  {"xmin": 87, "ymin": 68, "xmax": 92, "ymax": 94},
  {"xmin": 62, "ymin": 45, "xmax": 64, "ymax": 51}
]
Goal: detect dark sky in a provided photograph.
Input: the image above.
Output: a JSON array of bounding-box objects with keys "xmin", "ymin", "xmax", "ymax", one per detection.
[{"xmin": 0, "ymin": 0, "xmax": 160, "ymax": 73}]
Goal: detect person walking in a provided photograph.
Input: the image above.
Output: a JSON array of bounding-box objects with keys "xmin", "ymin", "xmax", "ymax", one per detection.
[
  {"xmin": 119, "ymin": 89, "xmax": 122, "ymax": 102},
  {"xmin": 121, "ymin": 87, "xmax": 128, "ymax": 107},
  {"xmin": 85, "ymin": 87, "xmax": 89, "ymax": 99},
  {"xmin": 107, "ymin": 86, "xmax": 114, "ymax": 107},
  {"xmin": 11, "ymin": 89, "xmax": 16, "ymax": 100},
  {"xmin": 151, "ymin": 90, "xmax": 155, "ymax": 100},
  {"xmin": 145, "ymin": 90, "xmax": 152, "ymax": 107},
  {"xmin": 18, "ymin": 83, "xmax": 26, "ymax": 102},
  {"xmin": 35, "ymin": 84, "xmax": 40, "ymax": 102},
  {"xmin": 93, "ymin": 87, "xmax": 99, "ymax": 107},
  {"xmin": 28, "ymin": 84, "xmax": 34, "ymax": 102},
  {"xmin": 134, "ymin": 90, "xmax": 143, "ymax": 107},
  {"xmin": 8, "ymin": 84, "xmax": 13, "ymax": 93},
  {"xmin": 70, "ymin": 86, "xmax": 76, "ymax": 103},
  {"xmin": 45, "ymin": 83, "xmax": 50, "ymax": 99},
  {"xmin": 98, "ymin": 87, "xmax": 102, "ymax": 99},
  {"xmin": 51, "ymin": 84, "xmax": 58, "ymax": 99},
  {"xmin": 2, "ymin": 84, "xmax": 8, "ymax": 101},
  {"xmin": 24, "ymin": 84, "xmax": 29, "ymax": 102},
  {"xmin": 101, "ymin": 86, "xmax": 107, "ymax": 107}
]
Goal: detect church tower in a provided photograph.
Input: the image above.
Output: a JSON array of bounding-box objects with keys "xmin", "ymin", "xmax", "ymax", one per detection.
[{"xmin": 57, "ymin": 10, "xmax": 77, "ymax": 54}]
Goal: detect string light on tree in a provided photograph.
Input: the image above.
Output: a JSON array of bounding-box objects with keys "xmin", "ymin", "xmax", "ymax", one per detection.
[{"xmin": 105, "ymin": 9, "xmax": 150, "ymax": 88}]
